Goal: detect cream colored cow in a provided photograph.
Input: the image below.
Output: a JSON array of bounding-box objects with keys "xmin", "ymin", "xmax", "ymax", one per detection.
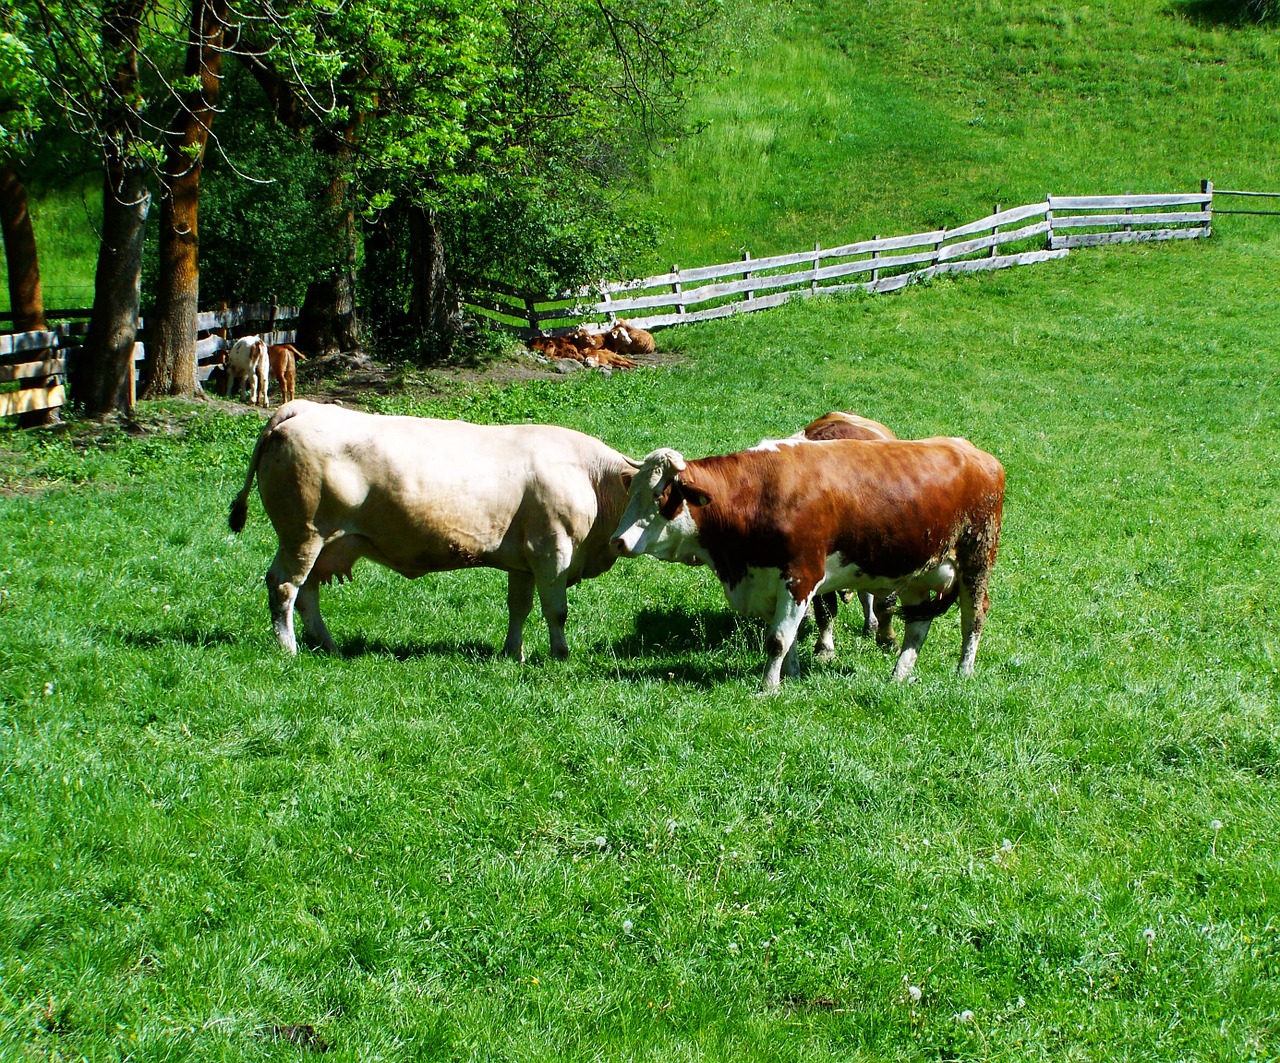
[{"xmin": 229, "ymin": 400, "xmax": 638, "ymax": 658}]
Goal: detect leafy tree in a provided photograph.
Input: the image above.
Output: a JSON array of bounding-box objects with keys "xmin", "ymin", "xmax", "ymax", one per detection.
[{"xmin": 236, "ymin": 0, "xmax": 721, "ymax": 360}]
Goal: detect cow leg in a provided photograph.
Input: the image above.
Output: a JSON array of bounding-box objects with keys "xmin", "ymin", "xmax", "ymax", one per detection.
[
  {"xmin": 859, "ymin": 592, "xmax": 877, "ymax": 638},
  {"xmin": 812, "ymin": 592, "xmax": 839, "ymax": 661},
  {"xmin": 503, "ymin": 571, "xmax": 536, "ymax": 662},
  {"xmin": 873, "ymin": 594, "xmax": 899, "ymax": 653},
  {"xmin": 957, "ymin": 576, "xmax": 991, "ymax": 676},
  {"xmin": 891, "ymin": 617, "xmax": 933, "ymax": 681},
  {"xmin": 265, "ymin": 540, "xmax": 324, "ymax": 655},
  {"xmin": 535, "ymin": 573, "xmax": 571, "ymax": 660},
  {"xmin": 762, "ymin": 593, "xmax": 810, "ymax": 692},
  {"xmin": 294, "ymin": 575, "xmax": 337, "ymax": 653}
]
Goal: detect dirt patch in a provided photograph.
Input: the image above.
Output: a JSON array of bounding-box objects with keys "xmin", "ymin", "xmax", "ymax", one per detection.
[{"xmin": 294, "ymin": 343, "xmax": 678, "ymax": 408}]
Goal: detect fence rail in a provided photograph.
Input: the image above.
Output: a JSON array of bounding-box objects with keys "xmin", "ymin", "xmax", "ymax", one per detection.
[
  {"xmin": 0, "ymin": 183, "xmax": 1233, "ymax": 420},
  {"xmin": 0, "ymin": 303, "xmax": 298, "ymax": 419},
  {"xmin": 461, "ymin": 186, "xmax": 1215, "ymax": 337}
]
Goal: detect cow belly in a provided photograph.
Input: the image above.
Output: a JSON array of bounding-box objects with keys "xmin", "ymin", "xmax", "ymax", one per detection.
[
  {"xmin": 722, "ymin": 567, "xmax": 789, "ymax": 618},
  {"xmin": 818, "ymin": 552, "xmax": 957, "ymax": 600}
]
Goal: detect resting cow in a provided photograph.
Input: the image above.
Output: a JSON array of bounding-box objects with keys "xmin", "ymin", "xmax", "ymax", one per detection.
[
  {"xmin": 229, "ymin": 400, "xmax": 637, "ymax": 659},
  {"xmin": 790, "ymin": 411, "xmax": 900, "ymax": 658},
  {"xmin": 612, "ymin": 437, "xmax": 1004, "ymax": 691},
  {"xmin": 603, "ymin": 321, "xmax": 655, "ymax": 356},
  {"xmin": 226, "ymin": 335, "xmax": 270, "ymax": 407}
]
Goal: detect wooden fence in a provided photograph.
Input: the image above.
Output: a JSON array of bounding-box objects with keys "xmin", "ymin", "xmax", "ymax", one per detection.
[
  {"xmin": 0, "ymin": 303, "xmax": 298, "ymax": 420},
  {"xmin": 0, "ymin": 185, "xmax": 1217, "ymax": 419},
  {"xmin": 462, "ymin": 185, "xmax": 1214, "ymax": 337}
]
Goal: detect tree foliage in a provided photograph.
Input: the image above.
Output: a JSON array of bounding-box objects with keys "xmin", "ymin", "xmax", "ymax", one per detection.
[{"xmin": 3, "ymin": 0, "xmax": 725, "ymax": 407}]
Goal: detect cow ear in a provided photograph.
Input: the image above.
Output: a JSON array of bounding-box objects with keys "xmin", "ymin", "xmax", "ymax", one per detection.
[{"xmin": 620, "ymin": 469, "xmax": 635, "ymax": 491}]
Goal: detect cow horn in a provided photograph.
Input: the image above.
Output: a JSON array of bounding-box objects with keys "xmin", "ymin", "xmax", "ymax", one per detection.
[{"xmin": 643, "ymin": 447, "xmax": 686, "ymax": 472}]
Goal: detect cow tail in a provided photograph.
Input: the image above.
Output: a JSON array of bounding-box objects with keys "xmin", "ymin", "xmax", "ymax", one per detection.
[
  {"xmin": 228, "ymin": 404, "xmax": 300, "ymax": 532},
  {"xmin": 898, "ymin": 584, "xmax": 960, "ymax": 624}
]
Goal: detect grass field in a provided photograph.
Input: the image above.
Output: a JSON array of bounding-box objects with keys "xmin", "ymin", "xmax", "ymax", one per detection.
[
  {"xmin": 634, "ymin": 0, "xmax": 1280, "ymax": 269},
  {"xmin": 4, "ymin": 0, "xmax": 1280, "ymax": 1058},
  {"xmin": 3, "ymin": 219, "xmax": 1279, "ymax": 1058}
]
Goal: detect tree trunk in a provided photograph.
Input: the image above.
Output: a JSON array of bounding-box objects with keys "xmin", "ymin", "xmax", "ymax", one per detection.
[
  {"xmin": 73, "ymin": 164, "xmax": 150, "ymax": 418},
  {"xmin": 408, "ymin": 203, "xmax": 458, "ymax": 361},
  {"xmin": 237, "ymin": 56, "xmax": 362, "ymax": 357},
  {"xmin": 296, "ymin": 272, "xmax": 358, "ymax": 355},
  {"xmin": 295, "ymin": 152, "xmax": 360, "ymax": 355},
  {"xmin": 70, "ymin": 0, "xmax": 150, "ymax": 419},
  {"xmin": 143, "ymin": 0, "xmax": 230, "ymax": 399},
  {"xmin": 0, "ymin": 163, "xmax": 45, "ymax": 333}
]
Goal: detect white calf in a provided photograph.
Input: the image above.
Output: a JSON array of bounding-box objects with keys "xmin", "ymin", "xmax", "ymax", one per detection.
[{"xmin": 226, "ymin": 336, "xmax": 270, "ymax": 407}]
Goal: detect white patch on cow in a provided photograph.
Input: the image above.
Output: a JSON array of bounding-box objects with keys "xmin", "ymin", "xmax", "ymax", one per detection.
[
  {"xmin": 613, "ymin": 449, "xmax": 708, "ymax": 564},
  {"xmin": 817, "ymin": 552, "xmax": 958, "ymax": 601},
  {"xmin": 721, "ymin": 566, "xmax": 787, "ymax": 618},
  {"xmin": 749, "ymin": 436, "xmax": 809, "ymax": 452},
  {"xmin": 622, "ymin": 502, "xmax": 704, "ymax": 564}
]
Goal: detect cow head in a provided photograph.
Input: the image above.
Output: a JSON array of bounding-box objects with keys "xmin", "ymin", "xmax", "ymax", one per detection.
[{"xmin": 612, "ymin": 448, "xmax": 710, "ymax": 563}]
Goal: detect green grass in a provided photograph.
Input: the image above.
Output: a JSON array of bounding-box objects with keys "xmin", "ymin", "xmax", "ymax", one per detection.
[
  {"xmin": 2, "ymin": 220, "xmax": 1278, "ymax": 1059},
  {"xmin": 3, "ymin": 0, "xmax": 1280, "ymax": 1057},
  {"xmin": 632, "ymin": 0, "xmax": 1280, "ymax": 268},
  {"xmin": 0, "ymin": 178, "xmax": 100, "ymax": 314}
]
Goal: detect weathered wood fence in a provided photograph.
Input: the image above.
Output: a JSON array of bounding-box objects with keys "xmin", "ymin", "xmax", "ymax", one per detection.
[
  {"xmin": 0, "ymin": 185, "xmax": 1220, "ymax": 419},
  {"xmin": 0, "ymin": 303, "xmax": 298, "ymax": 419},
  {"xmin": 463, "ymin": 185, "xmax": 1214, "ymax": 337}
]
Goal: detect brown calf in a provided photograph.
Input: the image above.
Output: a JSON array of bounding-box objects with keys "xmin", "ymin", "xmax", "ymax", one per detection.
[{"xmin": 268, "ymin": 343, "xmax": 305, "ymax": 404}]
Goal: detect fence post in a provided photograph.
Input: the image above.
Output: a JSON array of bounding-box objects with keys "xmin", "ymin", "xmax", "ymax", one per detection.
[
  {"xmin": 742, "ymin": 250, "xmax": 754, "ymax": 306},
  {"xmin": 1045, "ymin": 194, "xmax": 1055, "ymax": 250},
  {"xmin": 1202, "ymin": 178, "xmax": 1214, "ymax": 236},
  {"xmin": 934, "ymin": 228, "xmax": 945, "ymax": 268},
  {"xmin": 1124, "ymin": 192, "xmax": 1133, "ymax": 234},
  {"xmin": 672, "ymin": 265, "xmax": 685, "ymax": 319},
  {"xmin": 811, "ymin": 242, "xmax": 821, "ymax": 294},
  {"xmin": 524, "ymin": 296, "xmax": 540, "ymax": 335},
  {"xmin": 989, "ymin": 205, "xmax": 1000, "ymax": 258},
  {"xmin": 871, "ymin": 237, "xmax": 881, "ymax": 285}
]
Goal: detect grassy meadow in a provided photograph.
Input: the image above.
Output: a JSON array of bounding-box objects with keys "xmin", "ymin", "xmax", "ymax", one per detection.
[{"xmin": 4, "ymin": 0, "xmax": 1280, "ymax": 1059}]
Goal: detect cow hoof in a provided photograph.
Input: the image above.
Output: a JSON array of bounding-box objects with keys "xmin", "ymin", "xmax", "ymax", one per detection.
[{"xmin": 814, "ymin": 646, "xmax": 836, "ymax": 662}]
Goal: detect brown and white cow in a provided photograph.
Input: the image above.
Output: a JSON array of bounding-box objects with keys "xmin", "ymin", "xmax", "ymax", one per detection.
[
  {"xmin": 612, "ymin": 437, "xmax": 1004, "ymax": 691},
  {"xmin": 229, "ymin": 400, "xmax": 638, "ymax": 659},
  {"xmin": 227, "ymin": 335, "xmax": 270, "ymax": 407},
  {"xmin": 603, "ymin": 320, "xmax": 656, "ymax": 356},
  {"xmin": 789, "ymin": 411, "xmax": 900, "ymax": 658}
]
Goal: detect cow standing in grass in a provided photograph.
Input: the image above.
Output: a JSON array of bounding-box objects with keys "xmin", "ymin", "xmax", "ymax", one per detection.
[
  {"xmin": 612, "ymin": 437, "xmax": 1005, "ymax": 691},
  {"xmin": 789, "ymin": 411, "xmax": 900, "ymax": 658},
  {"xmin": 229, "ymin": 400, "xmax": 638, "ymax": 659}
]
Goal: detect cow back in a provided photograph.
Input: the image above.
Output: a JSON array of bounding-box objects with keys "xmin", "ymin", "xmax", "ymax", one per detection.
[{"xmin": 679, "ymin": 438, "xmax": 1003, "ymax": 592}]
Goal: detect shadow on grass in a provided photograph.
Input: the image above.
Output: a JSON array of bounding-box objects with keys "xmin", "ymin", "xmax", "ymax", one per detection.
[
  {"xmin": 114, "ymin": 620, "xmax": 506, "ymax": 661},
  {"xmin": 115, "ymin": 626, "xmax": 242, "ymax": 649},
  {"xmin": 601, "ymin": 605, "xmax": 758, "ymax": 687},
  {"xmin": 613, "ymin": 605, "xmax": 745, "ymax": 656},
  {"xmin": 1171, "ymin": 0, "xmax": 1269, "ymax": 26},
  {"xmin": 334, "ymin": 635, "xmax": 500, "ymax": 661}
]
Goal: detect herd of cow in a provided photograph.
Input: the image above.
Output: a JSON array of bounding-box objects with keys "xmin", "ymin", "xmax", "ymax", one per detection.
[
  {"xmin": 528, "ymin": 321, "xmax": 656, "ymax": 370},
  {"xmin": 227, "ymin": 396, "xmax": 1005, "ymax": 690},
  {"xmin": 218, "ymin": 322, "xmax": 655, "ymax": 411}
]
